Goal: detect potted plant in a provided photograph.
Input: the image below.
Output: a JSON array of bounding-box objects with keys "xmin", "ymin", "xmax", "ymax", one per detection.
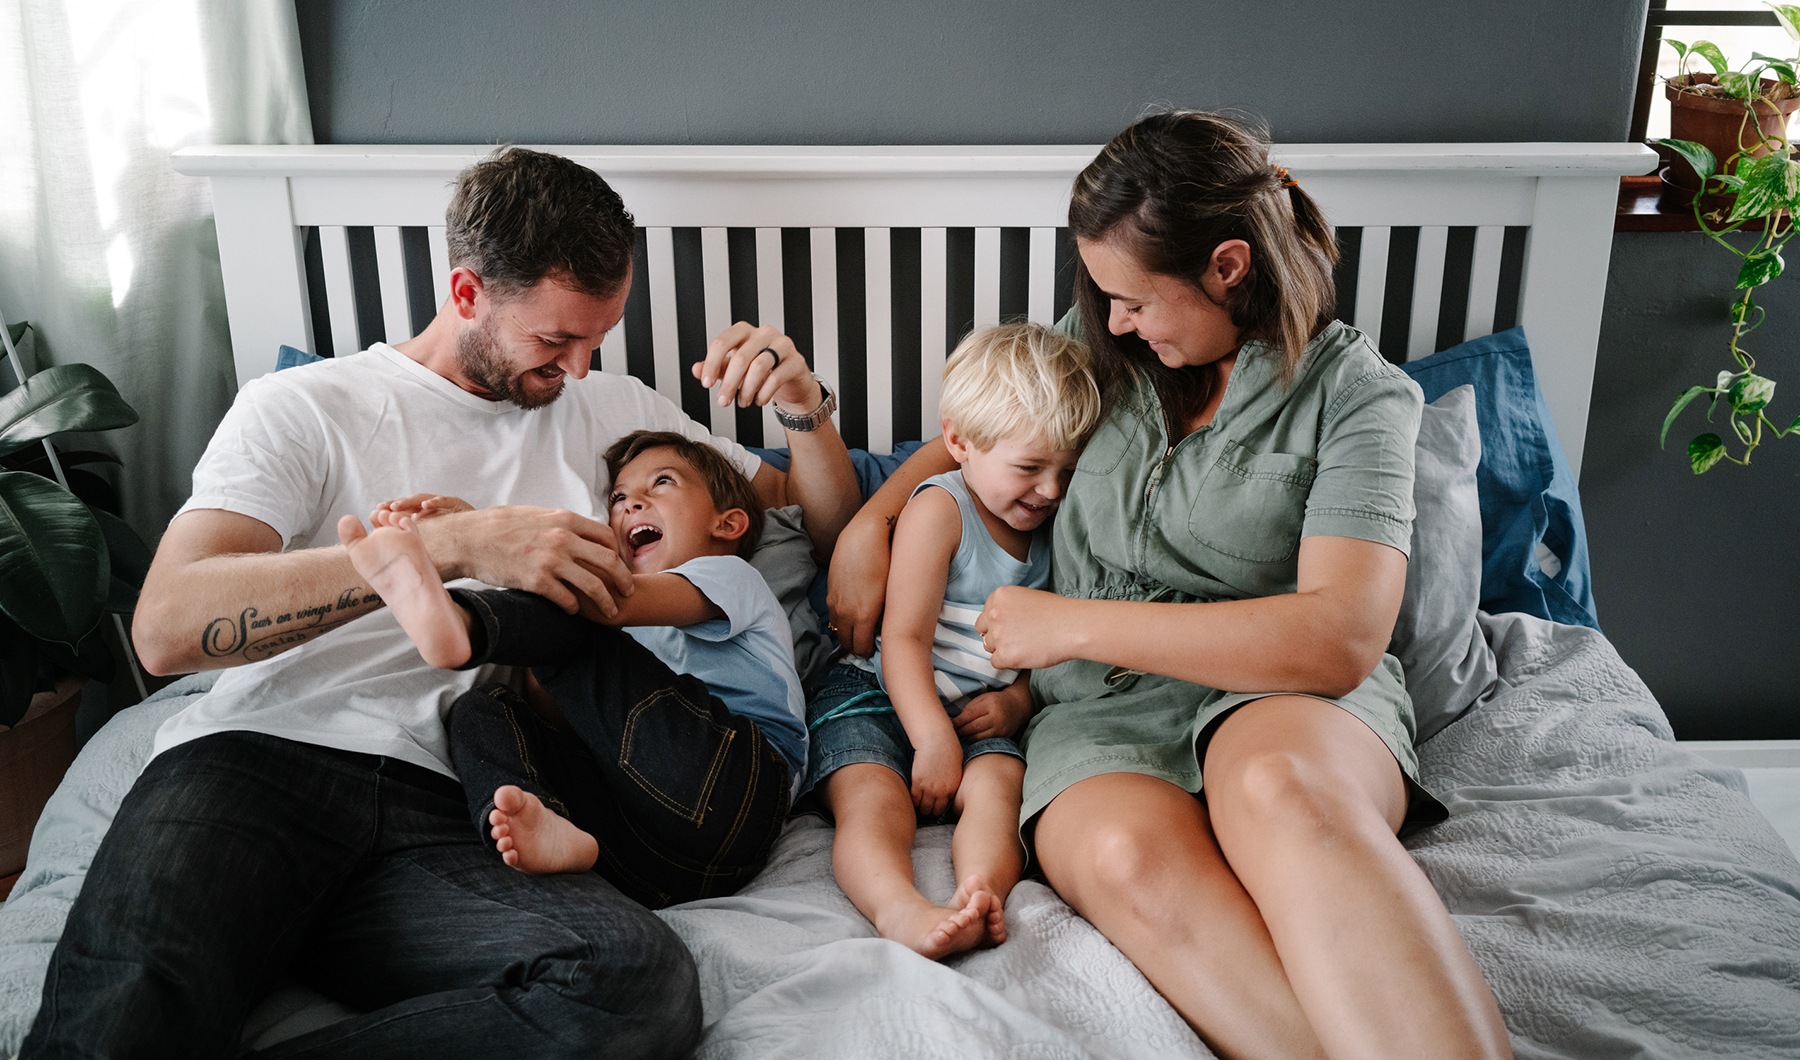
[
  {"xmin": 0, "ymin": 319, "xmax": 151, "ymax": 725},
  {"xmin": 1657, "ymin": 7, "xmax": 1800, "ymax": 472}
]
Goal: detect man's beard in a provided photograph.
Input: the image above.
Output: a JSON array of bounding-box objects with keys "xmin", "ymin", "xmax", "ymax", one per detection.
[{"xmin": 456, "ymin": 316, "xmax": 563, "ymax": 410}]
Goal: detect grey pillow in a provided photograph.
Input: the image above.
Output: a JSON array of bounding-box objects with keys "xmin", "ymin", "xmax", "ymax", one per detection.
[
  {"xmin": 747, "ymin": 505, "xmax": 831, "ymax": 690},
  {"xmin": 1391, "ymin": 385, "xmax": 1500, "ymax": 744}
]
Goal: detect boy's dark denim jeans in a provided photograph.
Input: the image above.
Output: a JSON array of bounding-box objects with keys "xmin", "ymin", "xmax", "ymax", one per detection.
[
  {"xmin": 23, "ymin": 730, "xmax": 701, "ymax": 1060},
  {"xmin": 449, "ymin": 587, "xmax": 792, "ymax": 909}
]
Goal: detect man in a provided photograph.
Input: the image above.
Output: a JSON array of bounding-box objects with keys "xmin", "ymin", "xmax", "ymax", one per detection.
[{"xmin": 23, "ymin": 147, "xmax": 857, "ymax": 1059}]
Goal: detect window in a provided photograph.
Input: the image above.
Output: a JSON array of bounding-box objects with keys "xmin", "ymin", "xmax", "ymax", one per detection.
[{"xmin": 1633, "ymin": 1, "xmax": 1793, "ymax": 141}]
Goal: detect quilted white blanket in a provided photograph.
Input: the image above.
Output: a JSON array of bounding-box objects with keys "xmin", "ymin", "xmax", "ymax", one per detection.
[{"xmin": 3, "ymin": 613, "xmax": 1798, "ymax": 1058}]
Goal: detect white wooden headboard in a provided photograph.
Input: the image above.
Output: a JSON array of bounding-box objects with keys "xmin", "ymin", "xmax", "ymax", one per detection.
[{"xmin": 171, "ymin": 143, "xmax": 1655, "ymax": 475}]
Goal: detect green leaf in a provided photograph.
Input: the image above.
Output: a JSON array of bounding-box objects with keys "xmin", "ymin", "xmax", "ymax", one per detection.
[
  {"xmin": 1721, "ymin": 69, "xmax": 1762, "ymax": 98},
  {"xmin": 1729, "ymin": 372, "xmax": 1777, "ymax": 413},
  {"xmin": 1727, "ymin": 153, "xmax": 1800, "ymax": 225},
  {"xmin": 1655, "ymin": 137, "xmax": 1718, "ymax": 183},
  {"xmin": 1667, "ymin": 38, "xmax": 1691, "ymax": 64},
  {"xmin": 1692, "ymin": 41, "xmax": 1732, "ymax": 80},
  {"xmin": 1661, "ymin": 384, "xmax": 1714, "ymax": 446},
  {"xmin": 1770, "ymin": 3, "xmax": 1800, "ymax": 42},
  {"xmin": 92, "ymin": 506, "xmax": 149, "ymax": 611},
  {"xmin": 1752, "ymin": 53, "xmax": 1800, "ymax": 82},
  {"xmin": 1737, "ymin": 246, "xmax": 1786, "ymax": 288},
  {"xmin": 1689, "ymin": 433, "xmax": 1729, "ymax": 473},
  {"xmin": 0, "ymin": 470, "xmax": 109, "ymax": 644},
  {"xmin": 0, "ymin": 363, "xmax": 138, "ymax": 460}
]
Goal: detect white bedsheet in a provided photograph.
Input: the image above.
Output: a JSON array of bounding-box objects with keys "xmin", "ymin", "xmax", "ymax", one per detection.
[{"xmin": 4, "ymin": 614, "xmax": 1799, "ymax": 1058}]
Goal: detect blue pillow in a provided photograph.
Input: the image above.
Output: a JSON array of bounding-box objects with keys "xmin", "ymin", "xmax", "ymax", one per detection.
[
  {"xmin": 749, "ymin": 441, "xmax": 927, "ymax": 632},
  {"xmin": 276, "ymin": 344, "xmax": 324, "ymax": 371},
  {"xmin": 1397, "ymin": 328, "xmax": 1598, "ymax": 629}
]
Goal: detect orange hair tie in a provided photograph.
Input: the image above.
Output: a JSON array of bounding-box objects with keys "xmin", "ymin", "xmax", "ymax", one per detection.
[{"xmin": 1272, "ymin": 165, "xmax": 1298, "ymax": 189}]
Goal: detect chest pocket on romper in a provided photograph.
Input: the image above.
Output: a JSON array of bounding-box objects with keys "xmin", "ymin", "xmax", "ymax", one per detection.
[{"xmin": 1187, "ymin": 441, "xmax": 1317, "ymax": 564}]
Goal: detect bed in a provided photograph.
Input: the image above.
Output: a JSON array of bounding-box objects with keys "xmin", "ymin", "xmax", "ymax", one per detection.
[{"xmin": 5, "ymin": 141, "xmax": 1799, "ymax": 1058}]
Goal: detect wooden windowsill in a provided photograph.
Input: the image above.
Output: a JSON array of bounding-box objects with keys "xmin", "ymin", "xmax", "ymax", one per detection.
[{"xmin": 1617, "ymin": 174, "xmax": 1703, "ymax": 232}]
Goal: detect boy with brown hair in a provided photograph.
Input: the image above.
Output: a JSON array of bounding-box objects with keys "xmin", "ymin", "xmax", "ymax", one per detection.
[{"xmin": 340, "ymin": 429, "xmax": 806, "ymax": 908}]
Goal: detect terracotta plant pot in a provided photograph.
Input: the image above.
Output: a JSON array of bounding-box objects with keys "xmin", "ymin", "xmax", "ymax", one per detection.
[
  {"xmin": 0, "ymin": 675, "xmax": 82, "ymax": 890},
  {"xmin": 1662, "ymin": 74, "xmax": 1800, "ymax": 212}
]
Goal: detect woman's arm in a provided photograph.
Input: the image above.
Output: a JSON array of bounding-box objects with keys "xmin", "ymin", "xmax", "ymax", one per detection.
[
  {"xmin": 978, "ymin": 535, "xmax": 1406, "ymax": 699},
  {"xmin": 877, "ymin": 486, "xmax": 965, "ymax": 818},
  {"xmin": 825, "ymin": 437, "xmax": 960, "ymax": 656}
]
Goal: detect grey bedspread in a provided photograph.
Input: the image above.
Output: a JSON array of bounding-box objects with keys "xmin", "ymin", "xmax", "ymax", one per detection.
[{"xmin": 2, "ymin": 613, "xmax": 1797, "ymax": 1057}]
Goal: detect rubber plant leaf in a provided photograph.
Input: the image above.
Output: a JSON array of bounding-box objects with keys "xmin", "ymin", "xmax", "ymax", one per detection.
[
  {"xmin": 1656, "ymin": 138, "xmax": 1718, "ymax": 183},
  {"xmin": 94, "ymin": 505, "xmax": 150, "ymax": 611},
  {"xmin": 0, "ymin": 363, "xmax": 138, "ymax": 460},
  {"xmin": 1688, "ymin": 433, "xmax": 1728, "ymax": 474},
  {"xmin": 1662, "ymin": 384, "xmax": 1714, "ymax": 447},
  {"xmin": 0, "ymin": 469, "xmax": 109, "ymax": 645}
]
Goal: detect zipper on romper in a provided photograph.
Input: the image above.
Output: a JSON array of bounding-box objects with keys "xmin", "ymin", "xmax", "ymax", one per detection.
[{"xmin": 1145, "ymin": 443, "xmax": 1176, "ymax": 503}]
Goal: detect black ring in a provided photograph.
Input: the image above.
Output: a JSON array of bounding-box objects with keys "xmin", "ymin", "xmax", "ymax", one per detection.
[{"xmin": 760, "ymin": 347, "xmax": 782, "ymax": 365}]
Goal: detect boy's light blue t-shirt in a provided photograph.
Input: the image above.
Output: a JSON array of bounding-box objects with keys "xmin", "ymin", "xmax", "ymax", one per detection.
[{"xmin": 625, "ymin": 554, "xmax": 808, "ymax": 796}]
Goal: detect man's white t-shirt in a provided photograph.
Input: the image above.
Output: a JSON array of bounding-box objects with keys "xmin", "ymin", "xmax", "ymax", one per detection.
[{"xmin": 151, "ymin": 344, "xmax": 761, "ymax": 779}]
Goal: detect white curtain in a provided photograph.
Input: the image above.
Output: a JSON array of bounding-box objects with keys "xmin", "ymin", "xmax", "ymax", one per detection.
[{"xmin": 0, "ymin": 0, "xmax": 312, "ymax": 540}]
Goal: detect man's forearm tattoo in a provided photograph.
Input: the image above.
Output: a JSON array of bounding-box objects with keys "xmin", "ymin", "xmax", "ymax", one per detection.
[{"xmin": 199, "ymin": 586, "xmax": 381, "ymax": 661}]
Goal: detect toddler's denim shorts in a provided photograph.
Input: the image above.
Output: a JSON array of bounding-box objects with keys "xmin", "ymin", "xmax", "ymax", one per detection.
[{"xmin": 800, "ymin": 660, "xmax": 1023, "ymax": 802}]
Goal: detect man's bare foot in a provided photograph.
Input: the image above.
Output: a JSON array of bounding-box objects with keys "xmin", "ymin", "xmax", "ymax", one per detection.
[
  {"xmin": 489, "ymin": 785, "xmax": 600, "ymax": 875},
  {"xmin": 338, "ymin": 514, "xmax": 472, "ymax": 668},
  {"xmin": 875, "ymin": 889, "xmax": 993, "ymax": 960},
  {"xmin": 951, "ymin": 874, "xmax": 1009, "ymax": 945}
]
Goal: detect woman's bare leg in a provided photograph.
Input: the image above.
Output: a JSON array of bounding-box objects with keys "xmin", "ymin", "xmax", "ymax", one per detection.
[
  {"xmin": 1204, "ymin": 696, "xmax": 1511, "ymax": 1060},
  {"xmin": 1034, "ymin": 772, "xmax": 1327, "ymax": 1060},
  {"xmin": 824, "ymin": 763, "xmax": 989, "ymax": 959},
  {"xmin": 949, "ymin": 753, "xmax": 1025, "ymax": 944}
]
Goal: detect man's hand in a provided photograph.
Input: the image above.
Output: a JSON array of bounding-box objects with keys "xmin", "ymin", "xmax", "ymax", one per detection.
[
  {"xmin": 693, "ymin": 322, "xmax": 822, "ymax": 411},
  {"xmin": 413, "ymin": 505, "xmax": 634, "ymax": 618}
]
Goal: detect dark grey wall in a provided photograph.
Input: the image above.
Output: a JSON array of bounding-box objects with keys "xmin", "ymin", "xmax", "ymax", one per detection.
[
  {"xmin": 297, "ymin": 1, "xmax": 1641, "ymax": 145},
  {"xmin": 296, "ymin": 0, "xmax": 1799, "ymax": 740}
]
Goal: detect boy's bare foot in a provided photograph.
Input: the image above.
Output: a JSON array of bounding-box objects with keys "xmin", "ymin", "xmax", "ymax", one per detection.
[
  {"xmin": 488, "ymin": 785, "xmax": 600, "ymax": 875},
  {"xmin": 337, "ymin": 514, "xmax": 472, "ymax": 668},
  {"xmin": 876, "ymin": 889, "xmax": 993, "ymax": 960},
  {"xmin": 951, "ymin": 874, "xmax": 1009, "ymax": 945}
]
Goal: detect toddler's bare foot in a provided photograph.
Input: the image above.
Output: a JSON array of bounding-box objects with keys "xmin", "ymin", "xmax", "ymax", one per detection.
[
  {"xmin": 338, "ymin": 514, "xmax": 471, "ymax": 668},
  {"xmin": 488, "ymin": 785, "xmax": 599, "ymax": 875},
  {"xmin": 876, "ymin": 890, "xmax": 991, "ymax": 960},
  {"xmin": 951, "ymin": 874, "xmax": 1009, "ymax": 945}
]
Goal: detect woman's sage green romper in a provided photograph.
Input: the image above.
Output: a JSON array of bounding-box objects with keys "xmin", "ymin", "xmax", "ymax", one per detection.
[{"xmin": 1022, "ymin": 320, "xmax": 1446, "ymax": 830}]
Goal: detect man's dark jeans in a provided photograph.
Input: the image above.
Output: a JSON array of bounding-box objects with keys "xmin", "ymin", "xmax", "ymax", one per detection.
[
  {"xmin": 22, "ymin": 730, "xmax": 701, "ymax": 1060},
  {"xmin": 449, "ymin": 587, "xmax": 792, "ymax": 910}
]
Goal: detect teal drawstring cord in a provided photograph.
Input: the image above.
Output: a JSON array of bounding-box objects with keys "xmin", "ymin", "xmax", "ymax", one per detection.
[{"xmin": 808, "ymin": 689, "xmax": 895, "ymax": 730}]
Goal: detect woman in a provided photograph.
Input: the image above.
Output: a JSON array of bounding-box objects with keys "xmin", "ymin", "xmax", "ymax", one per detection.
[{"xmin": 827, "ymin": 111, "xmax": 1511, "ymax": 1059}]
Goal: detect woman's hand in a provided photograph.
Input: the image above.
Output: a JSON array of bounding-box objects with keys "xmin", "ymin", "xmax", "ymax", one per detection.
[
  {"xmin": 909, "ymin": 729, "xmax": 964, "ymax": 818},
  {"xmin": 977, "ymin": 586, "xmax": 1080, "ymax": 671},
  {"xmin": 693, "ymin": 322, "xmax": 822, "ymax": 411}
]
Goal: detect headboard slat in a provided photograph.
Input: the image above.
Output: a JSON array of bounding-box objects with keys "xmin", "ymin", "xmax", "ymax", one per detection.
[{"xmin": 178, "ymin": 143, "xmax": 1658, "ymax": 473}]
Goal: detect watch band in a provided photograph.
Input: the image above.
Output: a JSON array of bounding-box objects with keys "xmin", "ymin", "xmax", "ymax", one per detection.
[{"xmin": 774, "ymin": 377, "xmax": 837, "ymax": 432}]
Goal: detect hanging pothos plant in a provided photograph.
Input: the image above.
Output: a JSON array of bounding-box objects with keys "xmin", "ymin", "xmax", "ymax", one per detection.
[{"xmin": 1657, "ymin": 5, "xmax": 1800, "ymax": 472}]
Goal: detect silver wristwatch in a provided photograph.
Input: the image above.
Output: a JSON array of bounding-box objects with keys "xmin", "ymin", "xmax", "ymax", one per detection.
[{"xmin": 774, "ymin": 377, "xmax": 837, "ymax": 432}]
